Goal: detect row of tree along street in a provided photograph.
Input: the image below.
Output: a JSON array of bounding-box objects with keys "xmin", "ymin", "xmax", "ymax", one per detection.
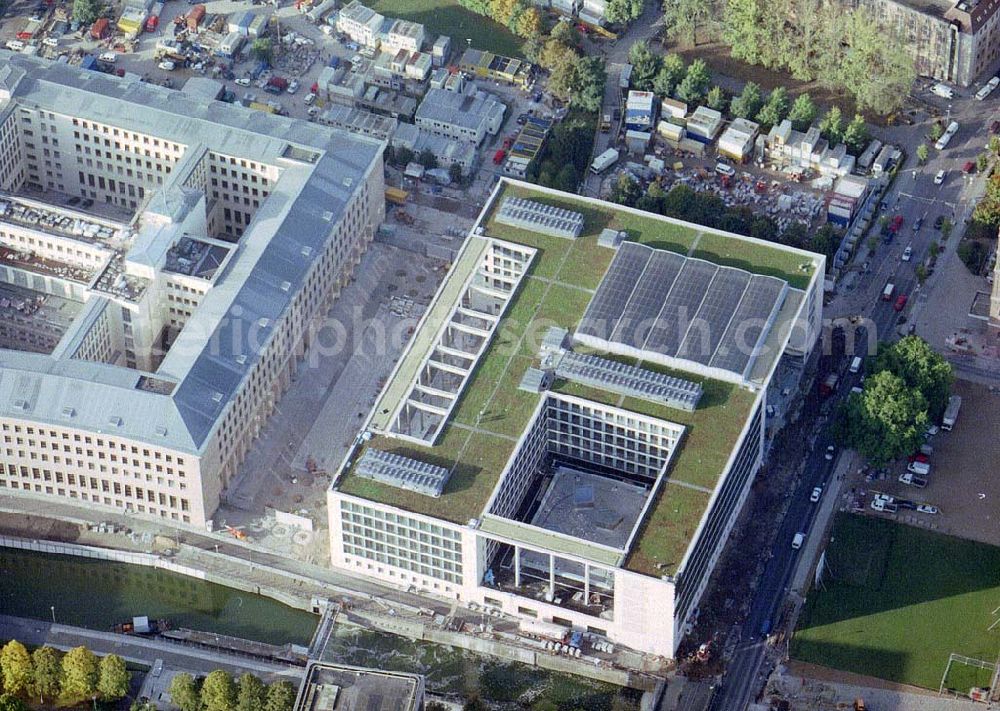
[
  {"xmin": 1, "ymin": 640, "xmax": 129, "ymax": 709},
  {"xmin": 167, "ymin": 671, "xmax": 295, "ymax": 711}
]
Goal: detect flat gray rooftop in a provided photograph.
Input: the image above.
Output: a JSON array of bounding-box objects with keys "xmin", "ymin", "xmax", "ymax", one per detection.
[
  {"xmin": 296, "ymin": 663, "xmax": 422, "ymax": 711},
  {"xmin": 529, "ymin": 466, "xmax": 649, "ymax": 551}
]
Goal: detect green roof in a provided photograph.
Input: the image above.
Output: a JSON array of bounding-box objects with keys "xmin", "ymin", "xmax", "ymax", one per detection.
[{"xmin": 335, "ymin": 181, "xmax": 796, "ymax": 576}]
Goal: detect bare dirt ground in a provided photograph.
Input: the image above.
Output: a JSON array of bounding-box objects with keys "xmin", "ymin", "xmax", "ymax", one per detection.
[{"xmin": 785, "ymin": 660, "xmax": 940, "ymax": 696}]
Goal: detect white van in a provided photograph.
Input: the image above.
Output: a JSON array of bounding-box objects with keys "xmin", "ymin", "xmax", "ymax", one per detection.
[
  {"xmin": 99, "ymin": 51, "xmax": 117, "ymax": 63},
  {"xmin": 5, "ymin": 40, "xmax": 25, "ymax": 52},
  {"xmin": 849, "ymin": 356, "xmax": 862, "ymax": 374},
  {"xmin": 907, "ymin": 460, "xmax": 931, "ymax": 476},
  {"xmin": 931, "ymin": 82, "xmax": 954, "ymax": 99},
  {"xmin": 791, "ymin": 532, "xmax": 805, "ymax": 549}
]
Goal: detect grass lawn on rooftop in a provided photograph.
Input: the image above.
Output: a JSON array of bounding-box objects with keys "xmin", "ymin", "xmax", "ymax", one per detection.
[
  {"xmin": 691, "ymin": 231, "xmax": 815, "ymax": 289},
  {"xmin": 362, "ymin": 0, "xmax": 524, "ymax": 57},
  {"xmin": 791, "ymin": 513, "xmax": 1000, "ymax": 691}
]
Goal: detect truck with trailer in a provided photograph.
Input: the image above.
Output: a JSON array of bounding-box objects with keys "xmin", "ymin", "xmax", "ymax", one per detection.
[
  {"xmin": 590, "ymin": 148, "xmax": 619, "ymax": 174},
  {"xmin": 942, "ymin": 394, "xmax": 961, "ymax": 430}
]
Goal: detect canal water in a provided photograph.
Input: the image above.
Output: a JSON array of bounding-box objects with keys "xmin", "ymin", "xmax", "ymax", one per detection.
[
  {"xmin": 1, "ymin": 549, "xmax": 642, "ymax": 709},
  {"xmin": 0, "ymin": 549, "xmax": 318, "ymax": 646}
]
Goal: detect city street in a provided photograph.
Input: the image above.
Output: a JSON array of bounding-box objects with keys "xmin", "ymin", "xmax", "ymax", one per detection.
[{"xmin": 708, "ymin": 85, "xmax": 999, "ymax": 710}]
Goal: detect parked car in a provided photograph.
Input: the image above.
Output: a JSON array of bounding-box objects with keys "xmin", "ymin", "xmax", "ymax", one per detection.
[
  {"xmin": 158, "ymin": 60, "xmax": 175, "ymax": 71},
  {"xmin": 913, "ymin": 216, "xmax": 924, "ymax": 231},
  {"xmin": 902, "ymin": 245, "xmax": 913, "ymax": 261},
  {"xmin": 235, "ymin": 77, "xmax": 251, "ymax": 86},
  {"xmin": 894, "ymin": 294, "xmax": 908, "ymax": 312},
  {"xmin": 934, "ymin": 169, "xmax": 946, "ymax": 184},
  {"xmin": 287, "ymin": 79, "xmax": 299, "ymax": 94},
  {"xmin": 917, "ymin": 504, "xmax": 939, "ymax": 515},
  {"xmin": 715, "ymin": 162, "xmax": 736, "ymax": 177},
  {"xmin": 934, "ymin": 214, "xmax": 945, "ymax": 230},
  {"xmin": 810, "ymin": 486, "xmax": 823, "ymax": 503},
  {"xmin": 963, "ymin": 160, "xmax": 976, "ymax": 174},
  {"xmin": 824, "ymin": 445, "xmax": 835, "ymax": 461}
]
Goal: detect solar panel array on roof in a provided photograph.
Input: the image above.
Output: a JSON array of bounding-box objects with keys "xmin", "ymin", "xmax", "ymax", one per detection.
[
  {"xmin": 496, "ymin": 196, "xmax": 584, "ymax": 240},
  {"xmin": 355, "ymin": 449, "xmax": 452, "ymax": 497},
  {"xmin": 555, "ymin": 351, "xmax": 703, "ymax": 411},
  {"xmin": 577, "ymin": 242, "xmax": 788, "ymax": 379}
]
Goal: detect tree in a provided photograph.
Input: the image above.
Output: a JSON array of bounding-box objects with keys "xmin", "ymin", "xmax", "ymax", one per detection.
[
  {"xmin": 755, "ymin": 86, "xmax": 790, "ymax": 129},
  {"xmin": 250, "ymin": 38, "xmax": 272, "ymax": 64},
  {"xmin": 60, "ymin": 646, "xmax": 98, "ymax": 699},
  {"xmin": 606, "ymin": 0, "xmax": 645, "ymax": 23},
  {"xmin": 554, "ymin": 163, "xmax": 579, "ymax": 192},
  {"xmin": 464, "ymin": 696, "xmax": 488, "ymax": 711},
  {"xmin": 915, "ymin": 263, "xmax": 928, "ymax": 283},
  {"xmin": 841, "ymin": 114, "xmax": 870, "ymax": 155},
  {"xmin": 1, "ymin": 642, "xmax": 32, "ymax": 697},
  {"xmin": 550, "ymin": 21, "xmax": 580, "ymax": 48},
  {"xmin": 836, "ymin": 9, "xmax": 914, "ymax": 114},
  {"xmin": 990, "ymin": 135, "xmax": 1000, "ymax": 155},
  {"xmin": 201, "ymin": 670, "xmax": 236, "ymax": 711},
  {"xmin": 418, "ymin": 149, "xmax": 438, "ymax": 170},
  {"xmin": 169, "ymin": 673, "xmax": 200, "ymax": 711},
  {"xmin": 974, "ymin": 173, "xmax": 1000, "ymax": 225},
  {"xmin": 393, "ymin": 146, "xmax": 414, "ymax": 167},
  {"xmin": 675, "ymin": 59, "xmax": 711, "ymax": 103},
  {"xmin": 628, "ymin": 40, "xmax": 660, "ymax": 90},
  {"xmin": 71, "ymin": 0, "xmax": 103, "ymax": 25},
  {"xmin": 263, "ymin": 681, "xmax": 296, "ymax": 711},
  {"xmin": 31, "ymin": 647, "xmax": 61, "ymax": 703},
  {"xmin": 609, "ymin": 173, "xmax": 642, "ymax": 206},
  {"xmin": 0, "ymin": 695, "xmax": 27, "ymax": 711},
  {"xmin": 722, "ymin": 0, "xmax": 769, "ymax": 66},
  {"xmin": 512, "ymin": 6, "xmax": 542, "ymax": 38},
  {"xmin": 705, "ymin": 85, "xmax": 727, "ymax": 111},
  {"xmin": 929, "ymin": 121, "xmax": 944, "ymax": 141},
  {"xmin": 488, "ymin": 0, "xmax": 519, "ymax": 24},
  {"xmin": 571, "ymin": 56, "xmax": 606, "ymax": 112},
  {"xmin": 818, "ymin": 106, "xmax": 843, "ymax": 144},
  {"xmin": 448, "ymin": 163, "xmax": 464, "ymax": 185},
  {"xmin": 872, "ymin": 336, "xmax": 953, "ymax": 420},
  {"xmin": 809, "ymin": 223, "xmax": 841, "ymax": 262},
  {"xmin": 98, "ymin": 654, "xmax": 130, "ymax": 701},
  {"xmin": 653, "ymin": 54, "xmax": 686, "ymax": 98},
  {"xmin": 637, "ymin": 180, "xmax": 667, "ymax": 213},
  {"xmin": 787, "ymin": 93, "xmax": 816, "ymax": 131},
  {"xmin": 916, "ymin": 143, "xmax": 929, "ymax": 164},
  {"xmin": 236, "ymin": 674, "xmax": 266, "ymax": 711},
  {"xmin": 835, "ymin": 370, "xmax": 929, "ymax": 465},
  {"xmin": 130, "ymin": 702, "xmax": 158, "ymax": 711},
  {"xmin": 729, "ymin": 82, "xmax": 763, "ymax": 120},
  {"xmin": 539, "ymin": 39, "xmax": 579, "ymax": 100},
  {"xmin": 977, "ymin": 151, "xmax": 990, "ymax": 173},
  {"xmin": 661, "ymin": 0, "xmax": 718, "ymax": 46}
]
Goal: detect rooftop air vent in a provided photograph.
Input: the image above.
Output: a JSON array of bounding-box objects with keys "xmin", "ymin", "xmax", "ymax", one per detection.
[
  {"xmin": 301, "ymin": 246, "xmax": 313, "ymax": 258},
  {"xmin": 235, "ymin": 354, "xmax": 248, "ymax": 365},
  {"xmin": 155, "ymin": 425, "xmax": 168, "ymax": 436},
  {"xmin": 280, "ymin": 281, "xmax": 291, "ymax": 292},
  {"xmin": 211, "ymin": 392, "xmax": 224, "ymax": 403},
  {"xmin": 61, "ymin": 406, "xmax": 76, "ymax": 418},
  {"xmin": 108, "ymin": 416, "xmax": 123, "ymax": 427},
  {"xmin": 322, "ymin": 210, "xmax": 334, "ymax": 222}
]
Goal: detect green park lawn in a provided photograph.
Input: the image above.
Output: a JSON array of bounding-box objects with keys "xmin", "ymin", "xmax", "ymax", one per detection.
[
  {"xmin": 791, "ymin": 513, "xmax": 1000, "ymax": 691},
  {"xmin": 362, "ymin": 0, "xmax": 524, "ymax": 57}
]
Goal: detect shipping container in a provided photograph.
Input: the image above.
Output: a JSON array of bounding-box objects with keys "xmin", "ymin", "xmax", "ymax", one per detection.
[
  {"xmin": 186, "ymin": 4, "xmax": 206, "ymax": 31},
  {"xmin": 90, "ymin": 17, "xmax": 110, "ymax": 39}
]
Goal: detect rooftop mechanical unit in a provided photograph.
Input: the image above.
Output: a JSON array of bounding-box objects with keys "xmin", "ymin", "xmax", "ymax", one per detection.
[
  {"xmin": 554, "ymin": 351, "xmax": 703, "ymax": 411},
  {"xmin": 355, "ymin": 449, "xmax": 452, "ymax": 497},
  {"xmin": 495, "ymin": 196, "xmax": 584, "ymax": 240}
]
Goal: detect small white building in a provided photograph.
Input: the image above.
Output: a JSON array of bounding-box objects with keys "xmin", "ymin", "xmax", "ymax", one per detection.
[
  {"xmin": 431, "ymin": 35, "xmax": 451, "ymax": 67},
  {"xmin": 718, "ymin": 118, "xmax": 759, "ymax": 163},
  {"xmin": 661, "ymin": 98, "xmax": 687, "ymax": 120},
  {"xmin": 380, "ymin": 18, "xmax": 426, "ymax": 53},
  {"xmin": 685, "ymin": 106, "xmax": 723, "ymax": 144},
  {"xmin": 415, "ymin": 85, "xmax": 506, "ymax": 145},
  {"xmin": 336, "ymin": 0, "xmax": 384, "ymax": 47}
]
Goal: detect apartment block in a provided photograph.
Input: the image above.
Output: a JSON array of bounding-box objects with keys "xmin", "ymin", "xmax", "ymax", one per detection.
[{"xmin": 0, "ymin": 53, "xmax": 384, "ymax": 529}]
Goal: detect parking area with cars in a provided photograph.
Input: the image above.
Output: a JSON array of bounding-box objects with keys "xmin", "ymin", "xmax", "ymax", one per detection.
[{"xmin": 845, "ymin": 378, "xmax": 1000, "ymax": 547}]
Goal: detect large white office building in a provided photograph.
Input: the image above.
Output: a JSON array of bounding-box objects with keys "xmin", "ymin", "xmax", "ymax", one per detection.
[
  {"xmin": 0, "ymin": 53, "xmax": 384, "ymax": 528},
  {"xmin": 328, "ymin": 180, "xmax": 824, "ymax": 658}
]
